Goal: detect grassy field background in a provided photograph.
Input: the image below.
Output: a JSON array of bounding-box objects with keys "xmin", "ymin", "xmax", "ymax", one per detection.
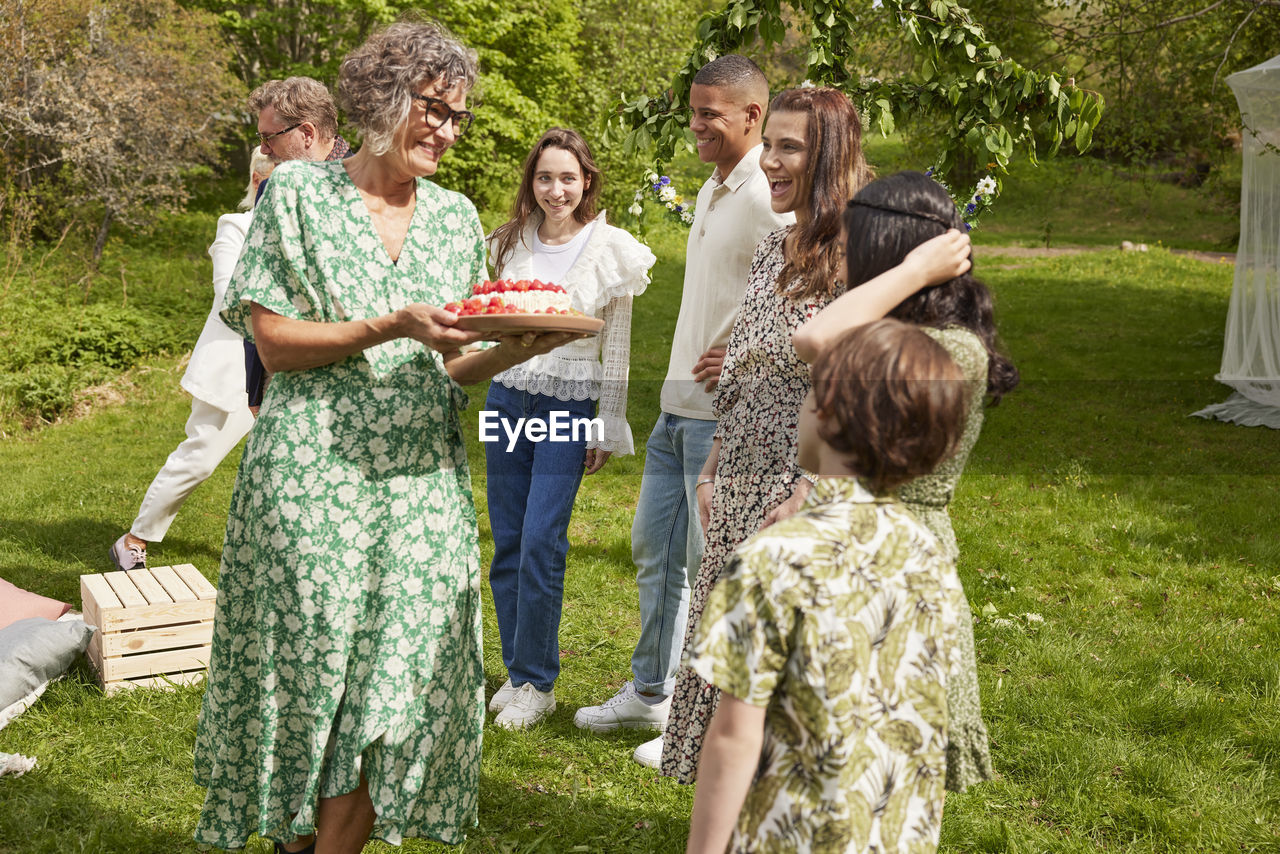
[{"xmin": 1, "ymin": 145, "xmax": 1278, "ymax": 852}]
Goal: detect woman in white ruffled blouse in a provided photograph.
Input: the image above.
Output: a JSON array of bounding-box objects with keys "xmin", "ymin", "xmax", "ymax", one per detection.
[{"xmin": 483, "ymin": 128, "xmax": 655, "ymax": 730}]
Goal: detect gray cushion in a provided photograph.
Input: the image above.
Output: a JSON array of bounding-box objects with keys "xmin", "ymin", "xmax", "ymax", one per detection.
[{"xmin": 0, "ymin": 617, "xmax": 94, "ymax": 709}]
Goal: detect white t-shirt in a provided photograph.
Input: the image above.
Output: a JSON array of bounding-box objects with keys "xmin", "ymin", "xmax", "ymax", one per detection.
[{"xmin": 531, "ymin": 220, "xmax": 596, "ymax": 283}]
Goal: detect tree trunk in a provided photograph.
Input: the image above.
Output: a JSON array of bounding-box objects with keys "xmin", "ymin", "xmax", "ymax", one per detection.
[
  {"xmin": 949, "ymin": 147, "xmax": 983, "ymax": 192},
  {"xmin": 92, "ymin": 209, "xmax": 113, "ymax": 265}
]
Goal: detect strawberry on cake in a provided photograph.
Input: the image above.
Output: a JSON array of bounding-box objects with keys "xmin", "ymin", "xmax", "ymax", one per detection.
[{"xmin": 445, "ymin": 279, "xmax": 577, "ymax": 316}]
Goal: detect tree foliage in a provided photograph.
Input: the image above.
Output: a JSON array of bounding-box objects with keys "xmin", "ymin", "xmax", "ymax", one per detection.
[
  {"xmin": 431, "ymin": 0, "xmax": 581, "ymax": 208},
  {"xmin": 177, "ymin": 0, "xmax": 581, "ymax": 207},
  {"xmin": 607, "ymin": 0, "xmax": 1106, "ymax": 185},
  {"xmin": 176, "ymin": 0, "xmax": 705, "ymax": 213},
  {"xmin": 961, "ymin": 0, "xmax": 1280, "ymax": 163},
  {"xmin": 571, "ymin": 0, "xmax": 720, "ymax": 213},
  {"xmin": 179, "ymin": 0, "xmax": 398, "ymax": 83},
  {"xmin": 0, "ymin": 0, "xmax": 246, "ymax": 258}
]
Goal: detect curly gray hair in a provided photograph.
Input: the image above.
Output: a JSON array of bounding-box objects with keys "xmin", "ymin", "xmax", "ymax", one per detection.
[{"xmin": 337, "ymin": 20, "xmax": 479, "ymax": 156}]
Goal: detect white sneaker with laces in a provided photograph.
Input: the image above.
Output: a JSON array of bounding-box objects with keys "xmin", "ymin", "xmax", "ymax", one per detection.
[
  {"xmin": 488, "ymin": 679, "xmax": 517, "ymax": 713},
  {"xmin": 493, "ymin": 683, "xmax": 556, "ymax": 730},
  {"xmin": 632, "ymin": 734, "xmax": 663, "ymax": 769},
  {"xmin": 573, "ymin": 681, "xmax": 669, "ymax": 732},
  {"xmin": 110, "ymin": 534, "xmax": 146, "ymax": 571}
]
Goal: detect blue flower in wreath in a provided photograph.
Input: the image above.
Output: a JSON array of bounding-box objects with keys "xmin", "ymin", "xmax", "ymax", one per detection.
[{"xmin": 636, "ymin": 170, "xmax": 695, "ymax": 228}]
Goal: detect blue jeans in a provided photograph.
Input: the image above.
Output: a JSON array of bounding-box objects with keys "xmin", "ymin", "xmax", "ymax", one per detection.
[
  {"xmin": 629, "ymin": 413, "xmax": 717, "ymax": 696},
  {"xmin": 484, "ymin": 382, "xmax": 595, "ymax": 693}
]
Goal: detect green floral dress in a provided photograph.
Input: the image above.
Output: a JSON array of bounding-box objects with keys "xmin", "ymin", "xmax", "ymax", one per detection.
[
  {"xmin": 193, "ymin": 160, "xmax": 487, "ymax": 849},
  {"xmin": 686, "ymin": 478, "xmax": 964, "ymax": 853},
  {"xmin": 901, "ymin": 325, "xmax": 994, "ymax": 792}
]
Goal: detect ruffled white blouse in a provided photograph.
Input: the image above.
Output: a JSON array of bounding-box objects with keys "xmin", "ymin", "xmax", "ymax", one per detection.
[{"xmin": 488, "ymin": 212, "xmax": 655, "ymax": 454}]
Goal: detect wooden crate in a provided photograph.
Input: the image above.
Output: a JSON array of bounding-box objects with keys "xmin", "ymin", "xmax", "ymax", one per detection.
[{"xmin": 80, "ymin": 565, "xmax": 217, "ymax": 694}]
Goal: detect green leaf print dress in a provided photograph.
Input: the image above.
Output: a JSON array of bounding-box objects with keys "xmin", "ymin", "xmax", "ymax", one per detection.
[{"xmin": 193, "ymin": 160, "xmax": 487, "ymax": 849}]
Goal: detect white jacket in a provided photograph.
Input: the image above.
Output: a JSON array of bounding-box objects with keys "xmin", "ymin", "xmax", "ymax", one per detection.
[{"xmin": 181, "ymin": 211, "xmax": 252, "ymax": 412}]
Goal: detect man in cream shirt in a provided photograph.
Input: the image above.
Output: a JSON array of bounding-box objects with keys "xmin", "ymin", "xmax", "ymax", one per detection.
[{"xmin": 574, "ymin": 55, "xmax": 793, "ymax": 766}]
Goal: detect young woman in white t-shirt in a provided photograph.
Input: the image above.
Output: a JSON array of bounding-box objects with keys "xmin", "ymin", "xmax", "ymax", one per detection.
[{"xmin": 483, "ymin": 128, "xmax": 655, "ymax": 729}]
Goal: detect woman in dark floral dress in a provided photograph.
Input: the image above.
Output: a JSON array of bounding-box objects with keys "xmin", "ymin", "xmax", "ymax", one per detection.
[
  {"xmin": 658, "ymin": 87, "xmax": 873, "ymax": 782},
  {"xmin": 662, "ymin": 92, "xmax": 987, "ymax": 784}
]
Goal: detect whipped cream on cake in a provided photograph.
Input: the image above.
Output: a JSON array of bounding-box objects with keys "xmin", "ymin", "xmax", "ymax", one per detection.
[
  {"xmin": 477, "ymin": 279, "xmax": 572, "ymax": 313},
  {"xmin": 446, "ymin": 279, "xmax": 577, "ymax": 316}
]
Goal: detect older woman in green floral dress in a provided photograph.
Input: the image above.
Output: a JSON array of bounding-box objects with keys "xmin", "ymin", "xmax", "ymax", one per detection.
[{"xmin": 192, "ymin": 21, "xmax": 579, "ymax": 854}]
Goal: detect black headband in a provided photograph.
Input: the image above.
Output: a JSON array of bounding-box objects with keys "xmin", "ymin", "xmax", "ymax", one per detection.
[{"xmin": 846, "ymin": 198, "xmax": 953, "ymax": 229}]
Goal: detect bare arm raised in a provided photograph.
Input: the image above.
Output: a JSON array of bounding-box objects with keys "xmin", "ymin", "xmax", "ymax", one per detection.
[{"xmin": 792, "ymin": 229, "xmax": 972, "ymax": 363}]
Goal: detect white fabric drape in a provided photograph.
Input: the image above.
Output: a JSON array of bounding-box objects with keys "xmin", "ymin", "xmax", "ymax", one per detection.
[{"xmin": 1194, "ymin": 54, "xmax": 1280, "ymax": 427}]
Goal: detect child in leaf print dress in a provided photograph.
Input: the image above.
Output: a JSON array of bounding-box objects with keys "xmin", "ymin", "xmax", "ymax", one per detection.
[{"xmin": 685, "ymin": 319, "xmax": 971, "ymax": 854}]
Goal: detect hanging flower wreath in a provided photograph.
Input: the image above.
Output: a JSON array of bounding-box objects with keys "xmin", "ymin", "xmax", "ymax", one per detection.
[{"xmin": 629, "ymin": 171, "xmax": 696, "ymax": 226}]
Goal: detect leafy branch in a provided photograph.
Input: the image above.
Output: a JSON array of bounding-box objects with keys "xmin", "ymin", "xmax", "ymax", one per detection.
[{"xmin": 605, "ymin": 0, "xmax": 1105, "ymax": 182}]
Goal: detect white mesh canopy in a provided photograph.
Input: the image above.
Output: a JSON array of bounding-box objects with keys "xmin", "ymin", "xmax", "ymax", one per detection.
[{"xmin": 1194, "ymin": 54, "xmax": 1280, "ymax": 427}]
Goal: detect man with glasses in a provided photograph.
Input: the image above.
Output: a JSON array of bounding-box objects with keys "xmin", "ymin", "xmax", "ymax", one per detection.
[
  {"xmin": 250, "ymin": 77, "xmax": 350, "ymax": 164},
  {"xmin": 110, "ymin": 78, "xmax": 352, "ymax": 572},
  {"xmin": 242, "ymin": 78, "xmax": 352, "ymax": 409}
]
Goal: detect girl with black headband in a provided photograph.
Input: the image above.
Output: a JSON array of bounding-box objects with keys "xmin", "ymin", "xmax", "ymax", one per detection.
[{"xmin": 793, "ymin": 168, "xmax": 1020, "ymax": 792}]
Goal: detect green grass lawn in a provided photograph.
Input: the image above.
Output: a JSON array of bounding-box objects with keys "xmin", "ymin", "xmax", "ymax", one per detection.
[
  {"xmin": 2, "ymin": 168, "xmax": 1278, "ymax": 852},
  {"xmin": 858, "ymin": 135, "xmax": 1243, "ymax": 251}
]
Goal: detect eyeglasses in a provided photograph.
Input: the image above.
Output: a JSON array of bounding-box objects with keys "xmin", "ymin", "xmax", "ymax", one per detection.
[
  {"xmin": 410, "ymin": 93, "xmax": 474, "ymax": 137},
  {"xmin": 258, "ymin": 123, "xmax": 301, "ymax": 147}
]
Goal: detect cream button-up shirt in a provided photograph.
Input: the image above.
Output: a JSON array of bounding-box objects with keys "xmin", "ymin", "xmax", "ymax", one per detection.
[{"xmin": 660, "ymin": 145, "xmax": 794, "ymax": 420}]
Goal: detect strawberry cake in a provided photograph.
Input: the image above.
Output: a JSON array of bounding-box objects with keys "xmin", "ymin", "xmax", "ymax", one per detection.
[{"xmin": 445, "ymin": 279, "xmax": 577, "ymax": 317}]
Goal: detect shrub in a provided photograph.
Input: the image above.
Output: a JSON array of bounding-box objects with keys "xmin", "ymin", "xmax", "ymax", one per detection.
[
  {"xmin": 8, "ymin": 364, "xmax": 74, "ymax": 422},
  {"xmin": 42, "ymin": 305, "xmax": 172, "ymax": 371}
]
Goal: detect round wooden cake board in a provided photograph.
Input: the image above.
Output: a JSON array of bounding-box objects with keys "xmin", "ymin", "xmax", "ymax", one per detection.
[{"xmin": 455, "ymin": 314, "xmax": 604, "ymax": 336}]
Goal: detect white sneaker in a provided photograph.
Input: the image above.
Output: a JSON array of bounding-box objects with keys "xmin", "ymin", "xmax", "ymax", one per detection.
[
  {"xmin": 488, "ymin": 679, "xmax": 517, "ymax": 713},
  {"xmin": 110, "ymin": 534, "xmax": 146, "ymax": 571},
  {"xmin": 633, "ymin": 734, "xmax": 663, "ymax": 769},
  {"xmin": 493, "ymin": 683, "xmax": 556, "ymax": 730},
  {"xmin": 574, "ymin": 681, "xmax": 670, "ymax": 732}
]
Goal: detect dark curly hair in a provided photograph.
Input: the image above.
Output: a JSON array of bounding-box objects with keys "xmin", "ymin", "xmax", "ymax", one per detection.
[{"xmin": 843, "ymin": 171, "xmax": 1019, "ymax": 403}]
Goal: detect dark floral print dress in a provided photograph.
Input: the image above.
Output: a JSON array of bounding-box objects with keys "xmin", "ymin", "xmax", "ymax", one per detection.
[{"xmin": 662, "ymin": 226, "xmax": 838, "ymax": 782}]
